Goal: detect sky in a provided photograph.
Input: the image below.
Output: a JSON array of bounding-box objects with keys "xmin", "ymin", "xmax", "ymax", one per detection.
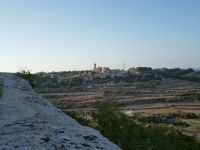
[{"xmin": 0, "ymin": 0, "xmax": 200, "ymax": 73}]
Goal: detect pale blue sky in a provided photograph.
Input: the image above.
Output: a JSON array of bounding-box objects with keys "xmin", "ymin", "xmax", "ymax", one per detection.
[{"xmin": 0, "ymin": 0, "xmax": 200, "ymax": 73}]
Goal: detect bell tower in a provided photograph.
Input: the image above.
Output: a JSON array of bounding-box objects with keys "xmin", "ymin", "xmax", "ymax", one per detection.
[{"xmin": 94, "ymin": 63, "xmax": 96, "ymax": 71}]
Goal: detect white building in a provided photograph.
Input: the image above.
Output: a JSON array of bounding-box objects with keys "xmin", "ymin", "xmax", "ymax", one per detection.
[
  {"xmin": 124, "ymin": 109, "xmax": 134, "ymax": 116},
  {"xmin": 102, "ymin": 67, "xmax": 110, "ymax": 73}
]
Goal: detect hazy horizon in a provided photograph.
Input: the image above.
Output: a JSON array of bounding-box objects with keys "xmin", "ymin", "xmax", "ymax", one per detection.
[
  {"xmin": 1, "ymin": 1, "xmax": 200, "ymax": 73},
  {"xmin": 4, "ymin": 65, "xmax": 199, "ymax": 74}
]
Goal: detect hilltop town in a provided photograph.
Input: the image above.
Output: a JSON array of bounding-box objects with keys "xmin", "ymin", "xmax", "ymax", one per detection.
[
  {"xmin": 33, "ymin": 64, "xmax": 163, "ymax": 94},
  {"xmin": 29, "ymin": 65, "xmax": 200, "ymax": 141},
  {"xmin": 33, "ymin": 64, "xmax": 200, "ymax": 94},
  {"xmin": 2, "ymin": 65, "xmax": 200, "ymax": 149}
]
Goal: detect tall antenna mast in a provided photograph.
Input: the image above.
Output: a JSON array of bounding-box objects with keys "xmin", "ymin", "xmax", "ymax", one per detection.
[{"xmin": 123, "ymin": 61, "xmax": 125, "ymax": 70}]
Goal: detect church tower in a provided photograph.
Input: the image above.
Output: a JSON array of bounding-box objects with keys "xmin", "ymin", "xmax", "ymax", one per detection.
[{"xmin": 94, "ymin": 63, "xmax": 96, "ymax": 71}]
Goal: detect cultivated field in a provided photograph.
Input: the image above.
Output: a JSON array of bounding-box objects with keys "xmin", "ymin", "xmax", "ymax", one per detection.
[{"xmin": 40, "ymin": 78, "xmax": 200, "ymax": 138}]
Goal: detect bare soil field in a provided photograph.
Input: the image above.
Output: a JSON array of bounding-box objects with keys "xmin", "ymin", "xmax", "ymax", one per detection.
[
  {"xmin": 40, "ymin": 79, "xmax": 200, "ymax": 110},
  {"xmin": 40, "ymin": 78, "xmax": 200, "ymax": 138}
]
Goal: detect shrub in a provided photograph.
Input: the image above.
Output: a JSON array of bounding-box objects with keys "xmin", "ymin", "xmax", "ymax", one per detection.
[
  {"xmin": 16, "ymin": 67, "xmax": 35, "ymax": 88},
  {"xmin": 90, "ymin": 102, "xmax": 200, "ymax": 149}
]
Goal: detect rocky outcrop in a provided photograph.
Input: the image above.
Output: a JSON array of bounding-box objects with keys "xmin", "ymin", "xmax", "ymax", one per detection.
[
  {"xmin": 0, "ymin": 78, "xmax": 3, "ymax": 98},
  {"xmin": 0, "ymin": 73, "xmax": 121, "ymax": 150}
]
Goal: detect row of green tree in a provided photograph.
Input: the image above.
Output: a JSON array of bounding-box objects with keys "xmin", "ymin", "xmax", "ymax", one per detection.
[
  {"xmin": 154, "ymin": 67, "xmax": 194, "ymax": 78},
  {"xmin": 175, "ymin": 92, "xmax": 200, "ymax": 100},
  {"xmin": 65, "ymin": 102, "xmax": 200, "ymax": 150},
  {"xmin": 134, "ymin": 67, "xmax": 200, "ymax": 83},
  {"xmin": 180, "ymin": 75, "xmax": 200, "ymax": 83},
  {"xmin": 135, "ymin": 111, "xmax": 200, "ymax": 125},
  {"xmin": 17, "ymin": 67, "xmax": 199, "ymax": 91}
]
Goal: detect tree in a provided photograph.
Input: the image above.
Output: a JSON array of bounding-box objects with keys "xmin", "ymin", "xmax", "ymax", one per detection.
[
  {"xmin": 136, "ymin": 67, "xmax": 152, "ymax": 72},
  {"xmin": 90, "ymin": 102, "xmax": 200, "ymax": 150}
]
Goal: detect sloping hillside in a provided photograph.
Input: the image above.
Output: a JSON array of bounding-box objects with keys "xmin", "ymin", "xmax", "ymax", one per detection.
[{"xmin": 0, "ymin": 73, "xmax": 120, "ymax": 150}]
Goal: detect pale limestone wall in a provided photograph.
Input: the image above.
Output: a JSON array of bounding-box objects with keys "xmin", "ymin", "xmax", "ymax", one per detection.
[
  {"xmin": 0, "ymin": 78, "xmax": 3, "ymax": 98},
  {"xmin": 0, "ymin": 73, "xmax": 121, "ymax": 150}
]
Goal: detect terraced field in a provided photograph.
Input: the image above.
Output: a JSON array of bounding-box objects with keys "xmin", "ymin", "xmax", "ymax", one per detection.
[{"xmin": 40, "ymin": 78, "xmax": 200, "ymax": 138}]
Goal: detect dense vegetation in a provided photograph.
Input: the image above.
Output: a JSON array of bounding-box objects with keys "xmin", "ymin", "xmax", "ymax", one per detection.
[
  {"xmin": 135, "ymin": 111, "xmax": 200, "ymax": 126},
  {"xmin": 65, "ymin": 111, "xmax": 90, "ymax": 126},
  {"xmin": 154, "ymin": 68, "xmax": 193, "ymax": 78},
  {"xmin": 175, "ymin": 92, "xmax": 200, "ymax": 100},
  {"xmin": 137, "ymin": 67, "xmax": 200, "ymax": 83},
  {"xmin": 66, "ymin": 102, "xmax": 200, "ymax": 150},
  {"xmin": 116, "ymin": 90, "xmax": 138, "ymax": 95},
  {"xmin": 113, "ymin": 73, "xmax": 161, "ymax": 83},
  {"xmin": 33, "ymin": 67, "xmax": 200, "ymax": 93},
  {"xmin": 33, "ymin": 72, "xmax": 162, "ymax": 93},
  {"xmin": 136, "ymin": 67, "xmax": 152, "ymax": 72},
  {"xmin": 154, "ymin": 68, "xmax": 199, "ymax": 81},
  {"xmin": 180, "ymin": 75, "xmax": 200, "ymax": 83}
]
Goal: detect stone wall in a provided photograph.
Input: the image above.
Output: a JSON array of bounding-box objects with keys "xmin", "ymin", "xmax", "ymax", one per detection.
[
  {"xmin": 0, "ymin": 78, "xmax": 3, "ymax": 98},
  {"xmin": 0, "ymin": 73, "xmax": 121, "ymax": 150}
]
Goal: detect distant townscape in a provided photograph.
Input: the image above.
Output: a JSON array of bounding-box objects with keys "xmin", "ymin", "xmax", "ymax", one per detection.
[
  {"xmin": 15, "ymin": 65, "xmax": 200, "ymax": 149},
  {"xmin": 33, "ymin": 64, "xmax": 199, "ymax": 94}
]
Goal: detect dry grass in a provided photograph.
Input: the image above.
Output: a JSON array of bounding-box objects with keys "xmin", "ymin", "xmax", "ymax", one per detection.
[{"xmin": 39, "ymin": 78, "xmax": 200, "ymax": 139}]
